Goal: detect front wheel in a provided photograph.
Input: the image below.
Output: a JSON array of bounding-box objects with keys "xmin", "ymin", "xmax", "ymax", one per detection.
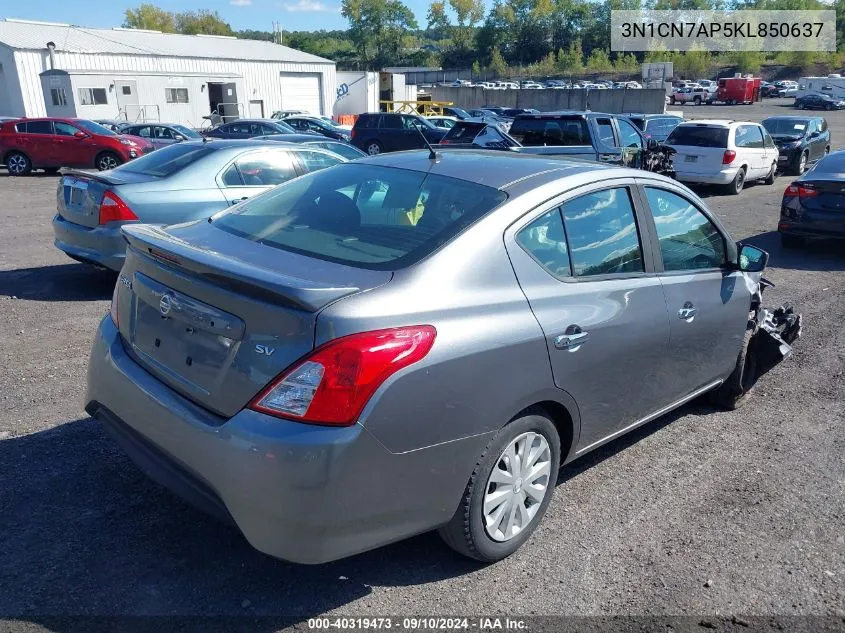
[
  {"xmin": 365, "ymin": 141, "xmax": 383, "ymax": 156},
  {"xmin": 439, "ymin": 413, "xmax": 561, "ymax": 562},
  {"xmin": 693, "ymin": 96, "xmax": 702, "ymax": 105},
  {"xmin": 710, "ymin": 323, "xmax": 757, "ymax": 410},
  {"xmin": 797, "ymin": 102, "xmax": 805, "ymax": 110},
  {"xmin": 95, "ymin": 152, "xmax": 122, "ymax": 171},
  {"xmin": 792, "ymin": 152, "xmax": 807, "ymax": 176},
  {"xmin": 764, "ymin": 162, "xmax": 777, "ymax": 185}
]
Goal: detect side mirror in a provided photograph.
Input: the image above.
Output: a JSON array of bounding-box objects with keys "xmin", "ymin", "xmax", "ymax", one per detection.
[
  {"xmin": 174, "ymin": 135, "xmax": 185, "ymax": 141},
  {"xmin": 809, "ymin": 131, "xmax": 820, "ymax": 138},
  {"xmin": 74, "ymin": 131, "xmax": 87, "ymax": 138},
  {"xmin": 737, "ymin": 243, "xmax": 768, "ymax": 272}
]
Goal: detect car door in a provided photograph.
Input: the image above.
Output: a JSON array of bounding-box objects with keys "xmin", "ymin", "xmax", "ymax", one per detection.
[
  {"xmin": 216, "ymin": 149, "xmax": 298, "ymax": 205},
  {"xmin": 734, "ymin": 124, "xmax": 764, "ymax": 178},
  {"xmin": 614, "ymin": 117, "xmax": 645, "ymax": 168},
  {"xmin": 52, "ymin": 121, "xmax": 90, "ymax": 167},
  {"xmin": 807, "ymin": 118, "xmax": 824, "ymax": 161},
  {"xmin": 505, "ymin": 182, "xmax": 671, "ymax": 451},
  {"xmin": 380, "ymin": 115, "xmax": 403, "ymax": 151},
  {"xmin": 758, "ymin": 125, "xmax": 778, "ymax": 173},
  {"xmin": 16, "ymin": 120, "xmax": 54, "ymax": 166},
  {"xmin": 151, "ymin": 126, "xmax": 179, "ymax": 148},
  {"xmin": 637, "ymin": 183, "xmax": 751, "ymax": 399}
]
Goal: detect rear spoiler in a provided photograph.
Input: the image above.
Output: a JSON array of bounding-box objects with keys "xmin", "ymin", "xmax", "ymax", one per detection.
[
  {"xmin": 122, "ymin": 224, "xmax": 368, "ymax": 312},
  {"xmin": 62, "ymin": 169, "xmax": 133, "ymax": 186}
]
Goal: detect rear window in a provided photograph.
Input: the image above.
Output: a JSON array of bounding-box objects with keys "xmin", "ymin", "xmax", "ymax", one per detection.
[
  {"xmin": 117, "ymin": 143, "xmax": 216, "ymax": 177},
  {"xmin": 356, "ymin": 115, "xmax": 379, "ymax": 129},
  {"xmin": 212, "ymin": 163, "xmax": 507, "ymax": 270},
  {"xmin": 809, "ymin": 152, "xmax": 845, "ymax": 175},
  {"xmin": 645, "ymin": 117, "xmax": 682, "ymax": 136},
  {"xmin": 666, "ymin": 125, "xmax": 728, "ymax": 148},
  {"xmin": 508, "ymin": 118, "xmax": 590, "ymax": 146},
  {"xmin": 441, "ymin": 122, "xmax": 487, "ymax": 143}
]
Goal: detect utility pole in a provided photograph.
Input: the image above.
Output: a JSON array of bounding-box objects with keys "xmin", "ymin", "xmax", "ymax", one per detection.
[{"xmin": 271, "ymin": 21, "xmax": 284, "ymax": 45}]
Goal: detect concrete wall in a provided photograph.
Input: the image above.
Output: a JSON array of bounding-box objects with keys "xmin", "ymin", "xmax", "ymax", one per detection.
[{"xmin": 430, "ymin": 87, "xmax": 667, "ymax": 114}]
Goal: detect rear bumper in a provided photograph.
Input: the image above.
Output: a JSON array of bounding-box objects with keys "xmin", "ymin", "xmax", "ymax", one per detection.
[
  {"xmin": 779, "ymin": 220, "xmax": 845, "ymax": 240},
  {"xmin": 86, "ymin": 316, "xmax": 486, "ymax": 564},
  {"xmin": 674, "ymin": 167, "xmax": 738, "ymax": 185},
  {"xmin": 52, "ymin": 214, "xmax": 126, "ymax": 271}
]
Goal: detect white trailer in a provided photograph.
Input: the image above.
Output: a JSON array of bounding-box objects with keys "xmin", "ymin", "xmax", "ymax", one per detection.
[{"xmin": 798, "ymin": 74, "xmax": 845, "ymax": 99}]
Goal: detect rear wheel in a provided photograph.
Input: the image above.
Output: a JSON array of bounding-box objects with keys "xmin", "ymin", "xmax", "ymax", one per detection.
[
  {"xmin": 797, "ymin": 101, "xmax": 805, "ymax": 110},
  {"xmin": 693, "ymin": 96, "xmax": 702, "ymax": 105},
  {"xmin": 439, "ymin": 413, "xmax": 560, "ymax": 562},
  {"xmin": 365, "ymin": 141, "xmax": 383, "ymax": 156},
  {"xmin": 6, "ymin": 152, "xmax": 31, "ymax": 176},
  {"xmin": 763, "ymin": 162, "xmax": 777, "ymax": 185},
  {"xmin": 725, "ymin": 167, "xmax": 745, "ymax": 195},
  {"xmin": 780, "ymin": 233, "xmax": 804, "ymax": 249},
  {"xmin": 95, "ymin": 152, "xmax": 122, "ymax": 171}
]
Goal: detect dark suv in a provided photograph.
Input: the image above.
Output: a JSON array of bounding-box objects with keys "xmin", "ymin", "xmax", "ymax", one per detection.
[
  {"xmin": 762, "ymin": 116, "xmax": 831, "ymax": 175},
  {"xmin": 351, "ymin": 113, "xmax": 447, "ymax": 155}
]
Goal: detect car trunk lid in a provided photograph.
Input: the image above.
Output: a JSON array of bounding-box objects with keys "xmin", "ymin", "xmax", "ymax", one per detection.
[
  {"xmin": 802, "ymin": 180, "xmax": 845, "ymax": 213},
  {"xmin": 117, "ymin": 222, "xmax": 391, "ymax": 418},
  {"xmin": 57, "ymin": 171, "xmax": 155, "ymax": 229}
]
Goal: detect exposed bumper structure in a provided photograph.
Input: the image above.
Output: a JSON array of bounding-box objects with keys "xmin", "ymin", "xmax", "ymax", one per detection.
[{"xmin": 52, "ymin": 214, "xmax": 126, "ymax": 271}]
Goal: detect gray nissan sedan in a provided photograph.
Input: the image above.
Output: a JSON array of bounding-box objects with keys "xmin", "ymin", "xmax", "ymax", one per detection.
[{"xmin": 86, "ymin": 150, "xmax": 772, "ymax": 564}]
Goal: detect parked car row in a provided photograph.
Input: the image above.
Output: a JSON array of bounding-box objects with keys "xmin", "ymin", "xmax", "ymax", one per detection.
[{"xmin": 448, "ymin": 79, "xmax": 643, "ymax": 90}]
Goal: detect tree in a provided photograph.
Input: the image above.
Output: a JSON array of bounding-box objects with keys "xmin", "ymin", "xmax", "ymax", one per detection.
[
  {"xmin": 342, "ymin": 0, "xmax": 419, "ymax": 69},
  {"xmin": 472, "ymin": 60, "xmax": 482, "ymax": 75},
  {"xmin": 613, "ymin": 52, "xmax": 639, "ymax": 74},
  {"xmin": 174, "ymin": 10, "xmax": 233, "ymax": 36},
  {"xmin": 123, "ymin": 3, "xmax": 176, "ymax": 32},
  {"xmin": 489, "ymin": 45, "xmax": 509, "ymax": 77},
  {"xmin": 557, "ymin": 38, "xmax": 584, "ymax": 73},
  {"xmin": 585, "ymin": 47, "xmax": 613, "ymax": 73}
]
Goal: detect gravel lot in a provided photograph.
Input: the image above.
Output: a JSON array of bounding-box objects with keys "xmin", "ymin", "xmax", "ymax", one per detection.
[{"xmin": 1, "ymin": 99, "xmax": 844, "ymax": 631}]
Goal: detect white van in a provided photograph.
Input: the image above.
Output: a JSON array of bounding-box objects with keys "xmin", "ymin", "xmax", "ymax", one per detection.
[{"xmin": 665, "ymin": 120, "xmax": 780, "ymax": 194}]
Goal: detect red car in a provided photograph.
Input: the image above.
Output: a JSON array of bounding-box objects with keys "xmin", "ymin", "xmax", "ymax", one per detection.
[{"xmin": 0, "ymin": 117, "xmax": 154, "ymax": 175}]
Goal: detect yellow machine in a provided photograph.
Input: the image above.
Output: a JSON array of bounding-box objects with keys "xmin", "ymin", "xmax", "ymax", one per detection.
[{"xmin": 380, "ymin": 100, "xmax": 454, "ymax": 116}]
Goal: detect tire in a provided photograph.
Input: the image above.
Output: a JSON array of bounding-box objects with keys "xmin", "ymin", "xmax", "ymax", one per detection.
[
  {"xmin": 693, "ymin": 96, "xmax": 702, "ymax": 105},
  {"xmin": 824, "ymin": 146, "xmax": 830, "ymax": 156},
  {"xmin": 5, "ymin": 151, "xmax": 32, "ymax": 176},
  {"xmin": 95, "ymin": 152, "xmax": 122, "ymax": 171},
  {"xmin": 826, "ymin": 103, "xmax": 833, "ymax": 111},
  {"xmin": 365, "ymin": 141, "xmax": 383, "ymax": 156},
  {"xmin": 439, "ymin": 412, "xmax": 561, "ymax": 563},
  {"xmin": 710, "ymin": 323, "xmax": 758, "ymax": 410},
  {"xmin": 780, "ymin": 233, "xmax": 804, "ymax": 249},
  {"xmin": 797, "ymin": 102, "xmax": 805, "ymax": 110},
  {"xmin": 43, "ymin": 167, "xmax": 60, "ymax": 174},
  {"xmin": 670, "ymin": 97, "xmax": 676, "ymax": 105},
  {"xmin": 725, "ymin": 167, "xmax": 746, "ymax": 195},
  {"xmin": 791, "ymin": 151, "xmax": 808, "ymax": 176},
  {"xmin": 764, "ymin": 162, "xmax": 776, "ymax": 185}
]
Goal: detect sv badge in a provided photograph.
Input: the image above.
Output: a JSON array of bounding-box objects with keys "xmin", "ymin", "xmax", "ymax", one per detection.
[{"xmin": 255, "ymin": 344, "xmax": 276, "ymax": 356}]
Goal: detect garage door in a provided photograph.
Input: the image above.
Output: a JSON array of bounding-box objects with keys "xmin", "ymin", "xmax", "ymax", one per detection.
[{"xmin": 280, "ymin": 73, "xmax": 322, "ymax": 115}]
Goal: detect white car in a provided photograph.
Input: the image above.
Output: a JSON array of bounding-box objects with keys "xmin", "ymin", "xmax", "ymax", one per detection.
[
  {"xmin": 426, "ymin": 115, "xmax": 458, "ymax": 129},
  {"xmin": 665, "ymin": 120, "xmax": 780, "ymax": 194},
  {"xmin": 521, "ymin": 81, "xmax": 543, "ymax": 89}
]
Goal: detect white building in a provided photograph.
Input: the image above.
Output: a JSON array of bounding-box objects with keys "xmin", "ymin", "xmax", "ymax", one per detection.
[{"xmin": 0, "ymin": 18, "xmax": 336, "ymax": 127}]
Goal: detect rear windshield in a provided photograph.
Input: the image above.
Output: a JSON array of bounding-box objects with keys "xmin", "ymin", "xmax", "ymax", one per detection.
[
  {"xmin": 77, "ymin": 120, "xmax": 117, "ymax": 136},
  {"xmin": 117, "ymin": 143, "xmax": 216, "ymax": 177},
  {"xmin": 809, "ymin": 152, "xmax": 845, "ymax": 175},
  {"xmin": 762, "ymin": 118, "xmax": 808, "ymax": 137},
  {"xmin": 172, "ymin": 124, "xmax": 202, "ymax": 138},
  {"xmin": 666, "ymin": 125, "xmax": 728, "ymax": 148},
  {"xmin": 212, "ymin": 163, "xmax": 508, "ymax": 270},
  {"xmin": 442, "ymin": 122, "xmax": 487, "ymax": 143},
  {"xmin": 645, "ymin": 117, "xmax": 682, "ymax": 135},
  {"xmin": 508, "ymin": 118, "xmax": 591, "ymax": 146}
]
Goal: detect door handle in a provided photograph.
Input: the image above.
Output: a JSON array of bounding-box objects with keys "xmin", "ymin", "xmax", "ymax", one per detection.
[
  {"xmin": 554, "ymin": 326, "xmax": 589, "ymax": 350},
  {"xmin": 678, "ymin": 302, "xmax": 697, "ymax": 320},
  {"xmin": 598, "ymin": 153, "xmax": 617, "ymax": 162}
]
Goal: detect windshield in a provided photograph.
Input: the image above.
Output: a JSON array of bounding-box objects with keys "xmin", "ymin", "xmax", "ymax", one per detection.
[
  {"xmin": 448, "ymin": 107, "xmax": 471, "ymax": 119},
  {"xmin": 763, "ymin": 119, "xmax": 809, "ymax": 137},
  {"xmin": 212, "ymin": 163, "xmax": 507, "ymax": 270},
  {"xmin": 272, "ymin": 121, "xmax": 296, "ymax": 133},
  {"xmin": 118, "ymin": 143, "xmax": 216, "ymax": 177},
  {"xmin": 172, "ymin": 124, "xmax": 202, "ymax": 138},
  {"xmin": 77, "ymin": 120, "xmax": 117, "ymax": 136},
  {"xmin": 666, "ymin": 126, "xmax": 728, "ymax": 148}
]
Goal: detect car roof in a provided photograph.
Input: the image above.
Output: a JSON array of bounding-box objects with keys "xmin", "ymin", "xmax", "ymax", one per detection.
[
  {"xmin": 256, "ymin": 133, "xmax": 341, "ymax": 143},
  {"xmin": 676, "ymin": 119, "xmax": 754, "ymax": 127},
  {"xmin": 762, "ymin": 115, "xmax": 816, "ymax": 120},
  {"xmin": 181, "ymin": 138, "xmax": 311, "ymax": 150},
  {"xmin": 361, "ymin": 149, "xmax": 624, "ymax": 191},
  {"xmin": 125, "ymin": 122, "xmax": 186, "ymax": 127},
  {"xmin": 225, "ymin": 118, "xmax": 283, "ymax": 124}
]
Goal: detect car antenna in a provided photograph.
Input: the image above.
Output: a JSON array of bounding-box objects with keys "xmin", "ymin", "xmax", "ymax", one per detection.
[{"xmin": 415, "ymin": 125, "xmax": 439, "ymax": 160}]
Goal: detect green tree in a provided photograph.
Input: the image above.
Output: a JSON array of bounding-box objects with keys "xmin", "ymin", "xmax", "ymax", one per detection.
[
  {"xmin": 557, "ymin": 38, "xmax": 584, "ymax": 73},
  {"xmin": 489, "ymin": 45, "xmax": 509, "ymax": 77},
  {"xmin": 342, "ymin": 0, "xmax": 419, "ymax": 68},
  {"xmin": 122, "ymin": 3, "xmax": 176, "ymax": 31},
  {"xmin": 613, "ymin": 52, "xmax": 639, "ymax": 74},
  {"xmin": 174, "ymin": 10, "xmax": 233, "ymax": 35},
  {"xmin": 472, "ymin": 59, "xmax": 482, "ymax": 75},
  {"xmin": 586, "ymin": 47, "xmax": 613, "ymax": 72}
]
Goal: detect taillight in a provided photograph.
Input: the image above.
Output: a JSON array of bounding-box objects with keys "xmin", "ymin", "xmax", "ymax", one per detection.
[
  {"xmin": 109, "ymin": 280, "xmax": 120, "ymax": 327},
  {"xmin": 250, "ymin": 326, "xmax": 437, "ymax": 426},
  {"xmin": 350, "ymin": 128, "xmax": 357, "ymax": 140},
  {"xmin": 99, "ymin": 191, "xmax": 138, "ymax": 224},
  {"xmin": 784, "ymin": 184, "xmax": 817, "ymax": 198},
  {"xmin": 722, "ymin": 150, "xmax": 736, "ymax": 165}
]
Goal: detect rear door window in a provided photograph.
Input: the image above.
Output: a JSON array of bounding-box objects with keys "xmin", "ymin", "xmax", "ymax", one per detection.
[
  {"xmin": 212, "ymin": 163, "xmax": 507, "ymax": 270},
  {"xmin": 22, "ymin": 120, "xmax": 53, "ymax": 134},
  {"xmin": 735, "ymin": 125, "xmax": 763, "ymax": 149},
  {"xmin": 666, "ymin": 126, "xmax": 728, "ymax": 147},
  {"xmin": 233, "ymin": 151, "xmax": 298, "ymax": 186},
  {"xmin": 595, "ymin": 118, "xmax": 616, "ymax": 146},
  {"xmin": 508, "ymin": 118, "xmax": 591, "ymax": 146},
  {"xmin": 516, "ymin": 208, "xmax": 570, "ymax": 279},
  {"xmin": 617, "ymin": 119, "xmax": 643, "ymax": 148},
  {"xmin": 382, "ymin": 116, "xmax": 403, "ymax": 130},
  {"xmin": 560, "ymin": 187, "xmax": 644, "ymax": 276},
  {"xmin": 296, "ymin": 150, "xmax": 343, "ymax": 173}
]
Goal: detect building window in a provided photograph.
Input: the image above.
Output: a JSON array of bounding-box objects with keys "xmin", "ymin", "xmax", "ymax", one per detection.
[
  {"xmin": 121, "ymin": 85, "xmax": 132, "ymax": 95},
  {"xmin": 50, "ymin": 88, "xmax": 67, "ymax": 106},
  {"xmin": 78, "ymin": 88, "xmax": 108, "ymax": 105},
  {"xmin": 166, "ymin": 88, "xmax": 189, "ymax": 104}
]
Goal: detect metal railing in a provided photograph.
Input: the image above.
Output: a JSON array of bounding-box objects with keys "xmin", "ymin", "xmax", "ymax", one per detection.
[{"xmin": 119, "ymin": 104, "xmax": 161, "ymax": 123}]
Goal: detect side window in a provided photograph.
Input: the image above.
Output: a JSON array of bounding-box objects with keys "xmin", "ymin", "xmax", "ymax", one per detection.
[
  {"xmin": 54, "ymin": 122, "xmax": 80, "ymax": 136},
  {"xmin": 233, "ymin": 151, "xmax": 297, "ymax": 186},
  {"xmin": 135, "ymin": 126, "xmax": 152, "ymax": 138},
  {"xmin": 763, "ymin": 130, "xmax": 776, "ymax": 149},
  {"xmin": 561, "ymin": 187, "xmax": 644, "ymax": 276},
  {"xmin": 401, "ymin": 116, "xmax": 420, "ymax": 130},
  {"xmin": 617, "ymin": 119, "xmax": 643, "ymax": 148},
  {"xmin": 734, "ymin": 125, "xmax": 758, "ymax": 148},
  {"xmin": 260, "ymin": 124, "xmax": 279, "ymax": 135},
  {"xmin": 644, "ymin": 187, "xmax": 726, "ymax": 271},
  {"xmin": 25, "ymin": 121, "xmax": 53, "ymax": 134},
  {"xmin": 382, "ymin": 116, "xmax": 402, "ymax": 130},
  {"xmin": 516, "ymin": 208, "xmax": 570, "ymax": 279},
  {"xmin": 157, "ymin": 126, "xmax": 175, "ymax": 139},
  {"xmin": 595, "ymin": 118, "xmax": 615, "ymax": 146},
  {"xmin": 220, "ymin": 163, "xmax": 243, "ymax": 187},
  {"xmin": 297, "ymin": 150, "xmax": 343, "ymax": 173}
]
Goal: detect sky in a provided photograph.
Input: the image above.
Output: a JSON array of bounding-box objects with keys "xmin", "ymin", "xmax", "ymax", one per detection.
[{"xmin": 0, "ymin": 0, "xmax": 440, "ymax": 35}]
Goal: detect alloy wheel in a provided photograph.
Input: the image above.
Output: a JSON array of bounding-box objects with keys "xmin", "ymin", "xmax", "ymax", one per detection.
[
  {"xmin": 7, "ymin": 154, "xmax": 27, "ymax": 175},
  {"xmin": 98, "ymin": 154, "xmax": 119, "ymax": 170},
  {"xmin": 483, "ymin": 431, "xmax": 552, "ymax": 542},
  {"xmin": 367, "ymin": 143, "xmax": 381, "ymax": 156},
  {"xmin": 799, "ymin": 153, "xmax": 807, "ymax": 173}
]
